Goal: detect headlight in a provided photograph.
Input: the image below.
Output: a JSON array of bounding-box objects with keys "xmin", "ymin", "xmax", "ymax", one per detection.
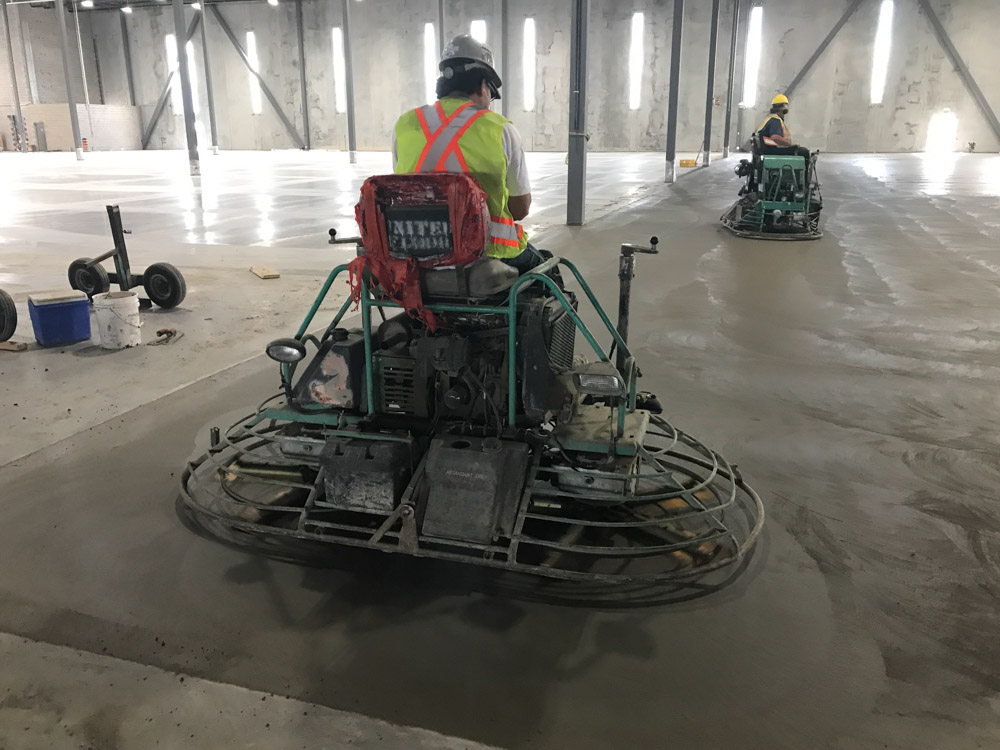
[
  {"xmin": 266, "ymin": 338, "xmax": 307, "ymax": 364},
  {"xmin": 573, "ymin": 362, "xmax": 625, "ymax": 397}
]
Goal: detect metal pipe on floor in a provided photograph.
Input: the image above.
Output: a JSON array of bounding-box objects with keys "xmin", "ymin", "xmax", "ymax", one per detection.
[
  {"xmin": 71, "ymin": 0, "xmax": 94, "ymax": 146},
  {"xmin": 0, "ymin": 0, "xmax": 25, "ymax": 152},
  {"xmin": 917, "ymin": 0, "xmax": 1000, "ymax": 147},
  {"xmin": 209, "ymin": 6, "xmax": 305, "ymax": 150},
  {"xmin": 702, "ymin": 0, "xmax": 720, "ymax": 167},
  {"xmin": 664, "ymin": 0, "xmax": 684, "ymax": 183},
  {"xmin": 722, "ymin": 0, "xmax": 740, "ymax": 158},
  {"xmin": 120, "ymin": 11, "xmax": 135, "ymax": 107},
  {"xmin": 295, "ymin": 0, "xmax": 310, "ymax": 150},
  {"xmin": 54, "ymin": 0, "xmax": 84, "ymax": 160},
  {"xmin": 341, "ymin": 0, "xmax": 357, "ymax": 163},
  {"xmin": 199, "ymin": 5, "xmax": 218, "ymax": 154},
  {"xmin": 172, "ymin": 0, "xmax": 200, "ymax": 176},
  {"xmin": 566, "ymin": 0, "xmax": 589, "ymax": 226}
]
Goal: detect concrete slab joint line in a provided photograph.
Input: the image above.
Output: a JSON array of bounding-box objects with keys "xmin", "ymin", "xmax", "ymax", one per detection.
[
  {"xmin": 209, "ymin": 4, "xmax": 306, "ymax": 150},
  {"xmin": 917, "ymin": 0, "xmax": 1000, "ymax": 145}
]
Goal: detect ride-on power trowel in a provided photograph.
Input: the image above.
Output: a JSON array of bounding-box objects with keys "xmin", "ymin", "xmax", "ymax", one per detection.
[
  {"xmin": 180, "ymin": 173, "xmax": 763, "ymax": 587},
  {"xmin": 721, "ymin": 134, "xmax": 823, "ymax": 240}
]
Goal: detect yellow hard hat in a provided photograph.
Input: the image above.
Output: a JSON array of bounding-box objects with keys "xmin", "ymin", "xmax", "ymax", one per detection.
[{"xmin": 772, "ymin": 94, "xmax": 789, "ymax": 106}]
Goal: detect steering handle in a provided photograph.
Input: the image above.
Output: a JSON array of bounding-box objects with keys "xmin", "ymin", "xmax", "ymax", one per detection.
[
  {"xmin": 328, "ymin": 227, "xmax": 363, "ymax": 245},
  {"xmin": 620, "ymin": 236, "xmax": 659, "ymax": 255}
]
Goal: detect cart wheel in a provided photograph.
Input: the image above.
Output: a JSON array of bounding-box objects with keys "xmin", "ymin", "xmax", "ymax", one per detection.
[
  {"xmin": 143, "ymin": 262, "xmax": 187, "ymax": 309},
  {"xmin": 0, "ymin": 288, "xmax": 16, "ymax": 342},
  {"xmin": 68, "ymin": 258, "xmax": 111, "ymax": 299}
]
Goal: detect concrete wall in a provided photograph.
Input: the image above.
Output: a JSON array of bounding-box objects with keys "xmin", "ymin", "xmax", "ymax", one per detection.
[{"xmin": 4, "ymin": 0, "xmax": 995, "ymax": 154}]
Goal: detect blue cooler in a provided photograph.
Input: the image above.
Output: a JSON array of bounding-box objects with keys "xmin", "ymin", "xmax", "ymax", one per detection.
[{"xmin": 27, "ymin": 290, "xmax": 92, "ymax": 347}]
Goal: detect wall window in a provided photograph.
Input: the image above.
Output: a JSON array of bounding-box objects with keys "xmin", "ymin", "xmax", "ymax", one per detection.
[
  {"xmin": 470, "ymin": 19, "xmax": 487, "ymax": 44},
  {"xmin": 628, "ymin": 12, "xmax": 644, "ymax": 110},
  {"xmin": 925, "ymin": 109, "xmax": 958, "ymax": 153},
  {"xmin": 424, "ymin": 23, "xmax": 437, "ymax": 105},
  {"xmin": 332, "ymin": 27, "xmax": 348, "ymax": 114},
  {"xmin": 246, "ymin": 31, "xmax": 262, "ymax": 115},
  {"xmin": 741, "ymin": 5, "xmax": 763, "ymax": 107},
  {"xmin": 522, "ymin": 18, "xmax": 536, "ymax": 112},
  {"xmin": 870, "ymin": 0, "xmax": 894, "ymax": 105}
]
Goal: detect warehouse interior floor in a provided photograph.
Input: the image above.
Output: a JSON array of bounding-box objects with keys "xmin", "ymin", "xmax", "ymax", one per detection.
[{"xmin": 2, "ymin": 150, "xmax": 1000, "ymax": 749}]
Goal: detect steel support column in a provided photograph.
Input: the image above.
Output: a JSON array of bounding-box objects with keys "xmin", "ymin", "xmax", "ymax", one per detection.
[
  {"xmin": 199, "ymin": 7, "xmax": 218, "ymax": 154},
  {"xmin": 120, "ymin": 12, "xmax": 135, "ymax": 107},
  {"xmin": 917, "ymin": 0, "xmax": 1000, "ymax": 146},
  {"xmin": 172, "ymin": 0, "xmax": 199, "ymax": 175},
  {"xmin": 566, "ymin": 0, "xmax": 589, "ymax": 226},
  {"xmin": 341, "ymin": 0, "xmax": 357, "ymax": 163},
  {"xmin": 664, "ymin": 0, "xmax": 684, "ymax": 183},
  {"xmin": 141, "ymin": 14, "xmax": 200, "ymax": 150},
  {"xmin": 295, "ymin": 0, "xmax": 310, "ymax": 150},
  {"xmin": 72, "ymin": 1, "xmax": 94, "ymax": 144},
  {"xmin": 0, "ymin": 0, "xmax": 25, "ymax": 151},
  {"xmin": 785, "ymin": 0, "xmax": 863, "ymax": 99},
  {"xmin": 438, "ymin": 0, "xmax": 445, "ymax": 43},
  {"xmin": 54, "ymin": 1, "xmax": 83, "ymax": 160},
  {"xmin": 499, "ymin": 0, "xmax": 508, "ymax": 118},
  {"xmin": 722, "ymin": 0, "xmax": 739, "ymax": 157},
  {"xmin": 702, "ymin": 0, "xmax": 721, "ymax": 166},
  {"xmin": 210, "ymin": 5, "xmax": 305, "ymax": 150}
]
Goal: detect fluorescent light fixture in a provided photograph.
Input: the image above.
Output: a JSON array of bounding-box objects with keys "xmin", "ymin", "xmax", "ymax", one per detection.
[
  {"xmin": 523, "ymin": 18, "xmax": 536, "ymax": 112},
  {"xmin": 628, "ymin": 12, "xmax": 644, "ymax": 110},
  {"xmin": 332, "ymin": 27, "xmax": 347, "ymax": 114},
  {"xmin": 870, "ymin": 0, "xmax": 894, "ymax": 105},
  {"xmin": 81, "ymin": 0, "xmax": 94, "ymax": 8},
  {"xmin": 926, "ymin": 109, "xmax": 958, "ymax": 153},
  {"xmin": 741, "ymin": 5, "xmax": 763, "ymax": 107},
  {"xmin": 121, "ymin": 5, "xmax": 133, "ymax": 13},
  {"xmin": 246, "ymin": 31, "xmax": 262, "ymax": 115},
  {"xmin": 470, "ymin": 19, "xmax": 486, "ymax": 43},
  {"xmin": 423, "ymin": 23, "xmax": 437, "ymax": 105}
]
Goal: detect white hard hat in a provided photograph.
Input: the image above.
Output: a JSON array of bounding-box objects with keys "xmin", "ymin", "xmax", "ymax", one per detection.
[{"xmin": 440, "ymin": 34, "xmax": 502, "ymax": 98}]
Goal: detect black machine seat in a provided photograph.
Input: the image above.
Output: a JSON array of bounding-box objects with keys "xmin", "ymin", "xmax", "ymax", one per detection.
[{"xmin": 419, "ymin": 257, "xmax": 520, "ymax": 300}]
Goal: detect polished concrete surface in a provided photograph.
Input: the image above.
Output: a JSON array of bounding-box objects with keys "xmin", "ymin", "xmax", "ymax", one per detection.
[{"xmin": 3, "ymin": 150, "xmax": 1000, "ymax": 749}]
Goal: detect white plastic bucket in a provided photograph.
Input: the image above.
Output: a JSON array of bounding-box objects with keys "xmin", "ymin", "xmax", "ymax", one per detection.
[{"xmin": 93, "ymin": 291, "xmax": 142, "ymax": 349}]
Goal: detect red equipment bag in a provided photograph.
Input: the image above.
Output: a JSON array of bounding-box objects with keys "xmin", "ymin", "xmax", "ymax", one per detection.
[{"xmin": 350, "ymin": 173, "xmax": 491, "ymax": 331}]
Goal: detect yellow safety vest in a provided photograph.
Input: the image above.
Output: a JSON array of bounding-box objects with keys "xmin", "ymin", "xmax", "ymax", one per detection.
[
  {"xmin": 394, "ymin": 96, "xmax": 527, "ymax": 259},
  {"xmin": 757, "ymin": 114, "xmax": 790, "ymax": 147}
]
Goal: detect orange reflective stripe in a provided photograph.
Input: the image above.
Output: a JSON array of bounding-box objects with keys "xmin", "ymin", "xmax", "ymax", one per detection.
[
  {"xmin": 414, "ymin": 108, "xmax": 435, "ymax": 171},
  {"xmin": 490, "ymin": 214, "xmax": 515, "ymax": 225},
  {"xmin": 492, "ymin": 237, "xmax": 520, "ymax": 248},
  {"xmin": 434, "ymin": 101, "xmax": 446, "ymax": 122},
  {"xmin": 517, "ymin": 225, "xmax": 524, "ymax": 240}
]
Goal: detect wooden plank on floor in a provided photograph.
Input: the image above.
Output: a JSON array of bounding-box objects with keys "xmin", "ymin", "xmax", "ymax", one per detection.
[
  {"xmin": 249, "ymin": 266, "xmax": 280, "ymax": 280},
  {"xmin": 0, "ymin": 341, "xmax": 27, "ymax": 352}
]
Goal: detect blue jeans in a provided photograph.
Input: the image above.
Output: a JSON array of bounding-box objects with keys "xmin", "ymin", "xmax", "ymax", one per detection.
[{"xmin": 500, "ymin": 242, "xmax": 546, "ymax": 273}]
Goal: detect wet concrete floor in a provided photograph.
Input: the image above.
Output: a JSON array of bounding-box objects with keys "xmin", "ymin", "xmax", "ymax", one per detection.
[{"xmin": 3, "ymin": 152, "xmax": 1000, "ymax": 748}]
